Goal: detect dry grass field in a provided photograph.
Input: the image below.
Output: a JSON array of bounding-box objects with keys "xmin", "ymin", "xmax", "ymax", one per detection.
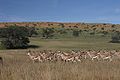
[
  {"xmin": 0, "ymin": 26, "xmax": 120, "ymax": 80},
  {"xmin": 0, "ymin": 50, "xmax": 120, "ymax": 80}
]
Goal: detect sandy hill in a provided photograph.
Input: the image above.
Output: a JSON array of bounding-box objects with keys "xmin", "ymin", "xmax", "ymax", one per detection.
[{"xmin": 0, "ymin": 22, "xmax": 119, "ymax": 30}]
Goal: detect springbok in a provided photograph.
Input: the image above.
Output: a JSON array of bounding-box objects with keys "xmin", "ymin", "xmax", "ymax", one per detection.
[
  {"xmin": 77, "ymin": 51, "xmax": 87, "ymax": 60},
  {"xmin": 38, "ymin": 50, "xmax": 53, "ymax": 62},
  {"xmin": 61, "ymin": 54, "xmax": 74, "ymax": 62},
  {"xmin": 87, "ymin": 50, "xmax": 100, "ymax": 61},
  {"xmin": 73, "ymin": 54, "xmax": 81, "ymax": 62},
  {"xmin": 113, "ymin": 50, "xmax": 120, "ymax": 59},
  {"xmin": 26, "ymin": 50, "xmax": 118, "ymax": 63},
  {"xmin": 98, "ymin": 51, "xmax": 112, "ymax": 62},
  {"xmin": 27, "ymin": 50, "xmax": 43, "ymax": 62},
  {"xmin": 58, "ymin": 52, "xmax": 78, "ymax": 62}
]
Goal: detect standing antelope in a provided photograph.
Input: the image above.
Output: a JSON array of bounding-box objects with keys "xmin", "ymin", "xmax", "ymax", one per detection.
[
  {"xmin": 113, "ymin": 50, "xmax": 120, "ymax": 59},
  {"xmin": 77, "ymin": 51, "xmax": 87, "ymax": 60},
  {"xmin": 98, "ymin": 51, "xmax": 112, "ymax": 62},
  {"xmin": 27, "ymin": 50, "xmax": 43, "ymax": 62},
  {"xmin": 87, "ymin": 50, "xmax": 100, "ymax": 61}
]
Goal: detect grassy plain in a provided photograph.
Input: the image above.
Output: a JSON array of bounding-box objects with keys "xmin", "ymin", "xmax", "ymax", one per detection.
[
  {"xmin": 0, "ymin": 50, "xmax": 120, "ymax": 80},
  {"xmin": 29, "ymin": 35, "xmax": 120, "ymax": 51},
  {"xmin": 0, "ymin": 33, "xmax": 120, "ymax": 80}
]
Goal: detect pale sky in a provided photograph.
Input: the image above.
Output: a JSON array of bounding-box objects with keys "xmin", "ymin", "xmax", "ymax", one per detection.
[{"xmin": 0, "ymin": 0, "xmax": 120, "ymax": 24}]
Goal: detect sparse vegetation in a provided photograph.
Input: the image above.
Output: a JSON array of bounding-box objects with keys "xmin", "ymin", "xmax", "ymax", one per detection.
[
  {"xmin": 0, "ymin": 22, "xmax": 120, "ymax": 80},
  {"xmin": 72, "ymin": 29, "xmax": 80, "ymax": 37},
  {"xmin": 41, "ymin": 27, "xmax": 55, "ymax": 39}
]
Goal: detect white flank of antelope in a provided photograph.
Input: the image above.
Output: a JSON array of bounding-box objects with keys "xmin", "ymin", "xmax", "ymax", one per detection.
[{"xmin": 98, "ymin": 51, "xmax": 112, "ymax": 62}]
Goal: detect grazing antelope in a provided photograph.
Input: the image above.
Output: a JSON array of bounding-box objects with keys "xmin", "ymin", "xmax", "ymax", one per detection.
[
  {"xmin": 87, "ymin": 50, "xmax": 100, "ymax": 61},
  {"xmin": 27, "ymin": 50, "xmax": 43, "ymax": 62},
  {"xmin": 57, "ymin": 52, "xmax": 73, "ymax": 62},
  {"xmin": 26, "ymin": 50, "xmax": 118, "ymax": 63},
  {"xmin": 39, "ymin": 51, "xmax": 48, "ymax": 62},
  {"xmin": 113, "ymin": 50, "xmax": 120, "ymax": 59},
  {"xmin": 77, "ymin": 51, "xmax": 87, "ymax": 60},
  {"xmin": 61, "ymin": 52, "xmax": 80, "ymax": 62},
  {"xmin": 98, "ymin": 51, "xmax": 112, "ymax": 62},
  {"xmin": 73, "ymin": 54, "xmax": 81, "ymax": 62}
]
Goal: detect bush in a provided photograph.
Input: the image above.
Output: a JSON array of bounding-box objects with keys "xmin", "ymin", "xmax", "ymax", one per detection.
[
  {"xmin": 101, "ymin": 31, "xmax": 108, "ymax": 37},
  {"xmin": 42, "ymin": 27, "xmax": 55, "ymax": 39},
  {"xmin": 0, "ymin": 26, "xmax": 30, "ymax": 49},
  {"xmin": 27, "ymin": 27, "xmax": 38, "ymax": 37},
  {"xmin": 58, "ymin": 28, "xmax": 67, "ymax": 34},
  {"xmin": 110, "ymin": 31, "xmax": 120, "ymax": 43},
  {"xmin": 90, "ymin": 32, "xmax": 95, "ymax": 35},
  {"xmin": 73, "ymin": 30, "xmax": 79, "ymax": 37}
]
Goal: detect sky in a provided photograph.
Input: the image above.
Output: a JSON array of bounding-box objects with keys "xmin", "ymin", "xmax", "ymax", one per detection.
[{"xmin": 0, "ymin": 0, "xmax": 120, "ymax": 24}]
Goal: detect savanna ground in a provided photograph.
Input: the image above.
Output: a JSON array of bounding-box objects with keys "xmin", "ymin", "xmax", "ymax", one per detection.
[{"xmin": 0, "ymin": 34, "xmax": 120, "ymax": 80}]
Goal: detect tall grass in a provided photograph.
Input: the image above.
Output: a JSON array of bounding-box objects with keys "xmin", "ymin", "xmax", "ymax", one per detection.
[{"xmin": 0, "ymin": 51, "xmax": 120, "ymax": 80}]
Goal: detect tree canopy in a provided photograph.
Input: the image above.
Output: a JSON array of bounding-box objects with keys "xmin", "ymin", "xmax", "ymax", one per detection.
[
  {"xmin": 110, "ymin": 31, "xmax": 120, "ymax": 43},
  {"xmin": 0, "ymin": 26, "xmax": 30, "ymax": 49}
]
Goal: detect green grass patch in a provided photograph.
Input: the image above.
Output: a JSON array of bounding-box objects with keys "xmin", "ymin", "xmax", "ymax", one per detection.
[{"xmin": 29, "ymin": 35, "xmax": 120, "ymax": 50}]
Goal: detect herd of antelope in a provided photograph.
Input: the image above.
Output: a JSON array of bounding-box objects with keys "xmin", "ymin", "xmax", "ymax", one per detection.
[{"xmin": 27, "ymin": 50, "xmax": 120, "ymax": 63}]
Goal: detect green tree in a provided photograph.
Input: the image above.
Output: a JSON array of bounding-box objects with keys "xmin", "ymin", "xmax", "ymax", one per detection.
[
  {"xmin": 0, "ymin": 26, "xmax": 30, "ymax": 49},
  {"xmin": 110, "ymin": 31, "xmax": 120, "ymax": 43},
  {"xmin": 27, "ymin": 26, "xmax": 38, "ymax": 37}
]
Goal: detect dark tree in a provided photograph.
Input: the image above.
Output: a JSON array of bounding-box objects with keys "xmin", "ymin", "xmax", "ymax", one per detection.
[
  {"xmin": 27, "ymin": 27, "xmax": 38, "ymax": 37},
  {"xmin": 0, "ymin": 26, "xmax": 30, "ymax": 49},
  {"xmin": 110, "ymin": 31, "xmax": 120, "ymax": 43}
]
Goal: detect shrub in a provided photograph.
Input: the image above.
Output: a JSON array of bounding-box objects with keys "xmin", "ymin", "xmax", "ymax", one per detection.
[
  {"xmin": 110, "ymin": 31, "xmax": 120, "ymax": 43},
  {"xmin": 90, "ymin": 32, "xmax": 95, "ymax": 35},
  {"xmin": 0, "ymin": 26, "xmax": 30, "ymax": 49},
  {"xmin": 101, "ymin": 31, "xmax": 108, "ymax": 36},
  {"xmin": 27, "ymin": 26, "xmax": 38, "ymax": 37},
  {"xmin": 42, "ymin": 27, "xmax": 55, "ymax": 39},
  {"xmin": 72, "ymin": 30, "xmax": 79, "ymax": 37}
]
